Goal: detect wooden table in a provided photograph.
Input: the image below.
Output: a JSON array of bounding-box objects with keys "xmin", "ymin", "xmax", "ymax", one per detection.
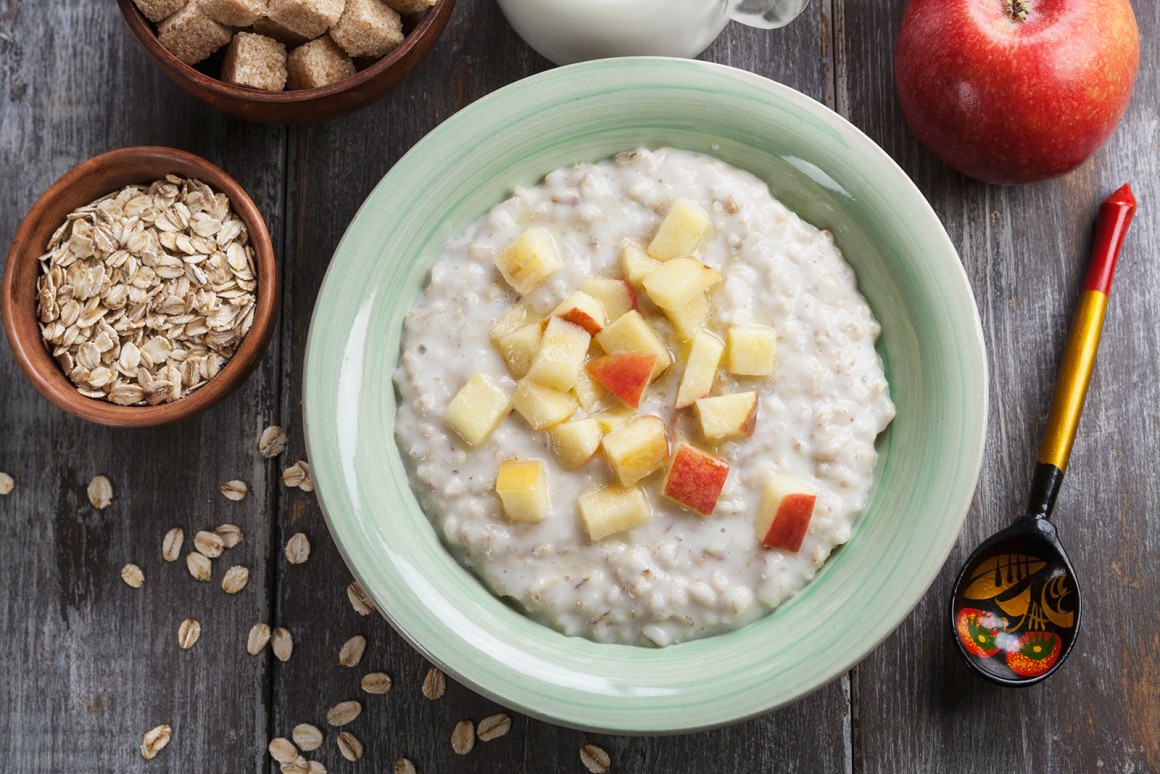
[{"xmin": 1, "ymin": 2, "xmax": 1157, "ymax": 772}]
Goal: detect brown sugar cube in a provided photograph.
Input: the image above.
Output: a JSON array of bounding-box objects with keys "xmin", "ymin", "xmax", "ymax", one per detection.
[
  {"xmin": 252, "ymin": 15, "xmax": 310, "ymax": 47},
  {"xmin": 132, "ymin": 0, "xmax": 189, "ymax": 22},
  {"xmin": 202, "ymin": 0, "xmax": 268, "ymax": 26},
  {"xmin": 382, "ymin": 0, "xmax": 434, "ymax": 15},
  {"xmin": 287, "ymin": 35, "xmax": 355, "ymax": 90},
  {"xmin": 266, "ymin": 0, "xmax": 345, "ymax": 39},
  {"xmin": 222, "ymin": 32, "xmax": 288, "ymax": 91},
  {"xmin": 157, "ymin": 2, "xmax": 233, "ymax": 64},
  {"xmin": 330, "ymin": 0, "xmax": 403, "ymax": 59}
]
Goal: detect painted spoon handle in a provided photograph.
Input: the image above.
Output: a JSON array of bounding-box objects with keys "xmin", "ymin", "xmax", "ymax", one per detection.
[{"xmin": 1027, "ymin": 184, "xmax": 1136, "ymax": 519}]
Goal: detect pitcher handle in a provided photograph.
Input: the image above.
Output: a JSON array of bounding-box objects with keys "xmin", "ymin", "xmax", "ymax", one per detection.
[{"xmin": 726, "ymin": 0, "xmax": 811, "ymax": 29}]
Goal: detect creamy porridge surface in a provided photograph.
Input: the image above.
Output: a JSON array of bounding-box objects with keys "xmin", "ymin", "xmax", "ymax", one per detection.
[{"xmin": 393, "ymin": 148, "xmax": 895, "ymax": 647}]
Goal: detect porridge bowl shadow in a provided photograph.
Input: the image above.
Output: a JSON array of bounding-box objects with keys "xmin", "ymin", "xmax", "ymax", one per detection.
[{"xmin": 303, "ymin": 57, "xmax": 987, "ymax": 733}]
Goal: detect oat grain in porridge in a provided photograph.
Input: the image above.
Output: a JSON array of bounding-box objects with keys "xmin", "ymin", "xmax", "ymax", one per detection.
[{"xmin": 393, "ymin": 147, "xmax": 895, "ymax": 647}]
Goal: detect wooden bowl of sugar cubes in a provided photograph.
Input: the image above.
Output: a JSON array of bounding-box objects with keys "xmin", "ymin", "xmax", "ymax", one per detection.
[{"xmin": 116, "ymin": 0, "xmax": 455, "ymax": 123}]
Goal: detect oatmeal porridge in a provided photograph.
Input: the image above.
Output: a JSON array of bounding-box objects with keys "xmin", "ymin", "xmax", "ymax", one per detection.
[{"xmin": 393, "ymin": 147, "xmax": 895, "ymax": 647}]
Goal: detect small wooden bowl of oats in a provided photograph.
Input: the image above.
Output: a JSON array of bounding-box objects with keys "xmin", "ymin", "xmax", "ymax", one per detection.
[{"xmin": 1, "ymin": 146, "xmax": 278, "ymax": 427}]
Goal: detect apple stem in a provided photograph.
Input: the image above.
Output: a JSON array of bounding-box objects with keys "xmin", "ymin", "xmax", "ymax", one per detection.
[{"xmin": 1004, "ymin": 0, "xmax": 1032, "ymax": 21}]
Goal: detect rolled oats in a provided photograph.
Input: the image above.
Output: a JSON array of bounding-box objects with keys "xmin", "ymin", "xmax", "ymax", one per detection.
[
  {"xmin": 259, "ymin": 425, "xmax": 288, "ymax": 458},
  {"xmin": 268, "ymin": 737, "xmax": 298, "ymax": 764},
  {"xmin": 121, "ymin": 563, "xmax": 145, "ymax": 588},
  {"xmin": 281, "ymin": 461, "xmax": 313, "ymax": 491},
  {"xmin": 247, "ymin": 623, "xmax": 271, "ymax": 655},
  {"xmin": 140, "ymin": 724, "xmax": 172, "ymax": 760},
  {"xmin": 346, "ymin": 581, "xmax": 374, "ymax": 616},
  {"xmin": 88, "ymin": 475, "xmax": 113, "ymax": 509},
  {"xmin": 221, "ymin": 565, "xmax": 249, "ymax": 594},
  {"xmin": 394, "ymin": 758, "xmax": 417, "ymax": 774},
  {"xmin": 193, "ymin": 530, "xmax": 224, "ymax": 558},
  {"xmin": 0, "ymin": 472, "xmax": 14, "ymax": 495},
  {"xmin": 337, "ymin": 731, "xmax": 363, "ymax": 762},
  {"xmin": 580, "ymin": 744, "xmax": 611, "ymax": 773},
  {"xmin": 271, "ymin": 627, "xmax": 293, "ymax": 661},
  {"xmin": 186, "ymin": 552, "xmax": 212, "ymax": 581},
  {"xmin": 162, "ymin": 527, "xmax": 184, "ymax": 561},
  {"xmin": 307, "ymin": 762, "xmax": 327, "ymax": 774},
  {"xmin": 292, "ymin": 723, "xmax": 324, "ymax": 752},
  {"xmin": 285, "ymin": 532, "xmax": 310, "ymax": 565},
  {"xmin": 338, "ymin": 635, "xmax": 366, "ymax": 667},
  {"xmin": 220, "ymin": 480, "xmax": 248, "ymax": 501},
  {"xmin": 476, "ymin": 713, "xmax": 511, "ymax": 742},
  {"xmin": 177, "ymin": 618, "xmax": 201, "ymax": 650},
  {"xmin": 451, "ymin": 720, "xmax": 475, "ymax": 755},
  {"xmin": 421, "ymin": 667, "xmax": 445, "ymax": 700},
  {"xmin": 281, "ymin": 759, "xmax": 310, "ymax": 774},
  {"xmin": 360, "ymin": 672, "xmax": 392, "ymax": 695},
  {"xmin": 326, "ymin": 700, "xmax": 362, "ymax": 727},
  {"xmin": 214, "ymin": 523, "xmax": 244, "ymax": 548}
]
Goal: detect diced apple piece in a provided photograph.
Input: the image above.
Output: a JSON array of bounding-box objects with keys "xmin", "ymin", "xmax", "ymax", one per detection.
[
  {"xmin": 601, "ymin": 415, "xmax": 669, "ymax": 486},
  {"xmin": 550, "ymin": 291, "xmax": 606, "ymax": 336},
  {"xmin": 675, "ymin": 330, "xmax": 724, "ymax": 409},
  {"xmin": 495, "ymin": 227, "xmax": 561, "ymax": 294},
  {"xmin": 586, "ymin": 352, "xmax": 657, "ymax": 408},
  {"xmin": 495, "ymin": 459, "xmax": 550, "ymax": 523},
  {"xmin": 580, "ymin": 278, "xmax": 637, "ymax": 321},
  {"xmin": 525, "ymin": 317, "xmax": 591, "ymax": 392},
  {"xmin": 548, "ymin": 418, "xmax": 603, "ymax": 470},
  {"xmin": 595, "ymin": 310, "xmax": 671, "ymax": 380},
  {"xmin": 572, "ymin": 367, "xmax": 606, "ymax": 411},
  {"xmin": 643, "ymin": 257, "xmax": 722, "ymax": 311},
  {"xmin": 489, "ymin": 305, "xmax": 528, "ymax": 345},
  {"xmin": 512, "ymin": 379, "xmax": 577, "ymax": 430},
  {"xmin": 647, "ymin": 199, "xmax": 711, "ymax": 261},
  {"xmin": 444, "ymin": 373, "xmax": 512, "ymax": 447},
  {"xmin": 726, "ymin": 324, "xmax": 778, "ymax": 376},
  {"xmin": 755, "ymin": 475, "xmax": 817, "ymax": 551},
  {"xmin": 578, "ymin": 485, "xmax": 651, "ymax": 541},
  {"xmin": 497, "ymin": 323, "xmax": 541, "ymax": 378},
  {"xmin": 694, "ymin": 391, "xmax": 758, "ymax": 441},
  {"xmin": 592, "ymin": 406, "xmax": 636, "ymax": 435},
  {"xmin": 662, "ymin": 292, "xmax": 710, "ymax": 342},
  {"xmin": 662, "ymin": 443, "xmax": 730, "ymax": 516},
  {"xmin": 621, "ymin": 240, "xmax": 662, "ymax": 288}
]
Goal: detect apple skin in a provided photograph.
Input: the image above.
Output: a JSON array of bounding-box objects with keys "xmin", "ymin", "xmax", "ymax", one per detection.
[
  {"xmin": 663, "ymin": 444, "xmax": 730, "ymax": 516},
  {"xmin": 894, "ymin": 0, "xmax": 1138, "ymax": 185},
  {"xmin": 586, "ymin": 353, "xmax": 657, "ymax": 408},
  {"xmin": 760, "ymin": 493, "xmax": 816, "ymax": 552}
]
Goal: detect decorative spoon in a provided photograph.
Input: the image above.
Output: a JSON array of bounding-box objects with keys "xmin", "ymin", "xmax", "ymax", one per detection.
[{"xmin": 949, "ymin": 184, "xmax": 1137, "ymax": 685}]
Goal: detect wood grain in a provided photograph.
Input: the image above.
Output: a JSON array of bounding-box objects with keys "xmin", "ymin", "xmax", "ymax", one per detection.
[{"xmin": 1, "ymin": 0, "xmax": 1157, "ymax": 771}]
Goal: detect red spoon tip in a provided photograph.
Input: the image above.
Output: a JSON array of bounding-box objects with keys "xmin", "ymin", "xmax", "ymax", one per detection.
[{"xmin": 1103, "ymin": 183, "xmax": 1136, "ymax": 210}]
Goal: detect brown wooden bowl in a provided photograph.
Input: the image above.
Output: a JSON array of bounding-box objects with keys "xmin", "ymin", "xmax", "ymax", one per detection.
[
  {"xmin": 1, "ymin": 146, "xmax": 279, "ymax": 427},
  {"xmin": 115, "ymin": 0, "xmax": 456, "ymax": 124}
]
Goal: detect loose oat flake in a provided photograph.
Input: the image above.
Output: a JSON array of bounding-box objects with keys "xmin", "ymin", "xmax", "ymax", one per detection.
[
  {"xmin": 162, "ymin": 527, "xmax": 184, "ymax": 561},
  {"xmin": 421, "ymin": 667, "xmax": 446, "ymax": 700},
  {"xmin": 451, "ymin": 720, "xmax": 475, "ymax": 755},
  {"xmin": 121, "ymin": 563, "xmax": 145, "ymax": 588},
  {"xmin": 271, "ymin": 627, "xmax": 294, "ymax": 661},
  {"xmin": 177, "ymin": 618, "xmax": 201, "ymax": 650},
  {"xmin": 580, "ymin": 744, "xmax": 611, "ymax": 773},
  {"xmin": 88, "ymin": 475, "xmax": 113, "ymax": 509},
  {"xmin": 0, "ymin": 472, "xmax": 14, "ymax": 495},
  {"xmin": 394, "ymin": 758, "xmax": 417, "ymax": 774},
  {"xmin": 193, "ymin": 529, "xmax": 224, "ymax": 558},
  {"xmin": 186, "ymin": 552, "xmax": 212, "ymax": 581},
  {"xmin": 247, "ymin": 623, "xmax": 271, "ymax": 655},
  {"xmin": 221, "ymin": 565, "xmax": 249, "ymax": 594},
  {"xmin": 285, "ymin": 532, "xmax": 310, "ymax": 565},
  {"xmin": 259, "ymin": 425, "xmax": 288, "ymax": 458},
  {"xmin": 220, "ymin": 480, "xmax": 248, "ymax": 501},
  {"xmin": 292, "ymin": 723, "xmax": 324, "ymax": 752},
  {"xmin": 476, "ymin": 713, "xmax": 511, "ymax": 742},
  {"xmin": 35, "ymin": 177, "xmax": 258, "ymax": 406},
  {"xmin": 307, "ymin": 762, "xmax": 327, "ymax": 774},
  {"xmin": 338, "ymin": 635, "xmax": 366, "ymax": 668},
  {"xmin": 215, "ymin": 523, "xmax": 244, "ymax": 548},
  {"xmin": 337, "ymin": 731, "xmax": 364, "ymax": 762},
  {"xmin": 281, "ymin": 461, "xmax": 313, "ymax": 491},
  {"xmin": 281, "ymin": 759, "xmax": 310, "ymax": 774},
  {"xmin": 347, "ymin": 581, "xmax": 375, "ymax": 616},
  {"xmin": 326, "ymin": 700, "xmax": 362, "ymax": 727},
  {"xmin": 140, "ymin": 724, "xmax": 172, "ymax": 760},
  {"xmin": 268, "ymin": 737, "xmax": 298, "ymax": 764},
  {"xmin": 361, "ymin": 672, "xmax": 392, "ymax": 695}
]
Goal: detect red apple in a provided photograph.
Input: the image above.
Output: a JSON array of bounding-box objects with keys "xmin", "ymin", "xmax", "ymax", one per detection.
[
  {"xmin": 894, "ymin": 0, "xmax": 1138, "ymax": 185},
  {"xmin": 662, "ymin": 444, "xmax": 730, "ymax": 516},
  {"xmin": 755, "ymin": 475, "xmax": 817, "ymax": 552},
  {"xmin": 586, "ymin": 353, "xmax": 657, "ymax": 408}
]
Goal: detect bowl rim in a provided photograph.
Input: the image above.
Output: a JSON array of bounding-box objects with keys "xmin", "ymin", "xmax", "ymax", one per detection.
[
  {"xmin": 1, "ymin": 145, "xmax": 279, "ymax": 427},
  {"xmin": 303, "ymin": 57, "xmax": 989, "ymax": 732},
  {"xmin": 114, "ymin": 0, "xmax": 454, "ymax": 106}
]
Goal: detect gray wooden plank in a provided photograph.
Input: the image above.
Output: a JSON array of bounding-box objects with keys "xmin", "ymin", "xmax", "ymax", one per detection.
[
  {"xmin": 0, "ymin": 2, "xmax": 285, "ymax": 771},
  {"xmin": 271, "ymin": 3, "xmax": 854, "ymax": 773},
  {"xmin": 835, "ymin": 1, "xmax": 1160, "ymax": 772}
]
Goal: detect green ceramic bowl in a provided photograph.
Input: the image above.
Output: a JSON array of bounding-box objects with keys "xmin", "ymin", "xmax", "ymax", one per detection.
[{"xmin": 304, "ymin": 58, "xmax": 987, "ymax": 733}]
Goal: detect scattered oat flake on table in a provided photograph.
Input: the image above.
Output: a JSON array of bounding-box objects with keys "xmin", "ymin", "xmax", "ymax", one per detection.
[
  {"xmin": 259, "ymin": 425, "xmax": 288, "ymax": 458},
  {"xmin": 326, "ymin": 700, "xmax": 362, "ymax": 727},
  {"xmin": 306, "ymin": 761, "xmax": 327, "ymax": 774},
  {"xmin": 580, "ymin": 744, "xmax": 611, "ymax": 773},
  {"xmin": 0, "ymin": 472, "xmax": 14, "ymax": 495},
  {"xmin": 337, "ymin": 731, "xmax": 364, "ymax": 762},
  {"xmin": 140, "ymin": 723, "xmax": 172, "ymax": 760},
  {"xmin": 87, "ymin": 475, "xmax": 113, "ymax": 509},
  {"xmin": 281, "ymin": 759, "xmax": 310, "ymax": 774},
  {"xmin": 269, "ymin": 737, "xmax": 298, "ymax": 764},
  {"xmin": 282, "ymin": 461, "xmax": 313, "ymax": 490},
  {"xmin": 194, "ymin": 530, "xmax": 225, "ymax": 558},
  {"xmin": 162, "ymin": 527, "xmax": 184, "ymax": 561},
  {"xmin": 121, "ymin": 563, "xmax": 145, "ymax": 588},
  {"xmin": 361, "ymin": 671, "xmax": 392, "ymax": 695},
  {"xmin": 476, "ymin": 713, "xmax": 511, "ymax": 742},
  {"xmin": 247, "ymin": 623, "xmax": 271, "ymax": 655},
  {"xmin": 221, "ymin": 565, "xmax": 250, "ymax": 594},
  {"xmin": 347, "ymin": 581, "xmax": 375, "ymax": 616},
  {"xmin": 272, "ymin": 627, "xmax": 294, "ymax": 661},
  {"xmin": 451, "ymin": 720, "xmax": 475, "ymax": 755},
  {"xmin": 220, "ymin": 480, "xmax": 249, "ymax": 501},
  {"xmin": 421, "ymin": 667, "xmax": 446, "ymax": 700},
  {"xmin": 285, "ymin": 532, "xmax": 311, "ymax": 564},
  {"xmin": 215, "ymin": 523, "xmax": 245, "ymax": 548},
  {"xmin": 292, "ymin": 723, "xmax": 324, "ymax": 752},
  {"xmin": 186, "ymin": 552, "xmax": 212, "ymax": 581},
  {"xmin": 394, "ymin": 758, "xmax": 417, "ymax": 774},
  {"xmin": 338, "ymin": 635, "xmax": 366, "ymax": 667},
  {"xmin": 177, "ymin": 618, "xmax": 201, "ymax": 650}
]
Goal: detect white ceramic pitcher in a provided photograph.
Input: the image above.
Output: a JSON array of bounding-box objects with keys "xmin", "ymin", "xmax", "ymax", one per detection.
[{"xmin": 496, "ymin": 0, "xmax": 811, "ymax": 66}]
